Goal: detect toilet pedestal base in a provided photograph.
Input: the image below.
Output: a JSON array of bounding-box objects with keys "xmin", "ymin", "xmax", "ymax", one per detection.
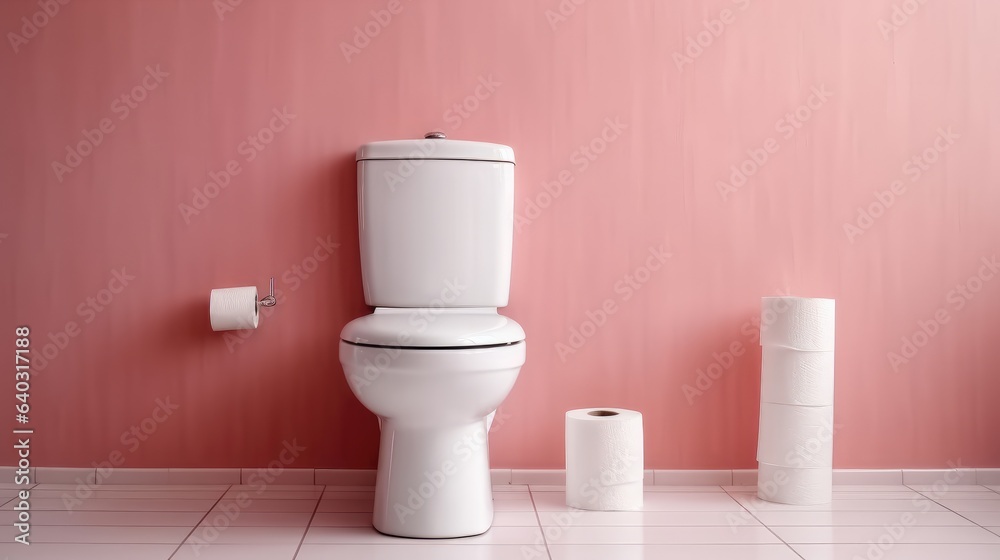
[{"xmin": 371, "ymin": 418, "xmax": 494, "ymax": 538}]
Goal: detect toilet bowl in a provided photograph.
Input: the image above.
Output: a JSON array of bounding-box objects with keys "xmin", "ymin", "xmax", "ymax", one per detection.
[
  {"xmin": 341, "ymin": 135, "xmax": 523, "ymax": 538},
  {"xmin": 341, "ymin": 309, "xmax": 524, "ymax": 537}
]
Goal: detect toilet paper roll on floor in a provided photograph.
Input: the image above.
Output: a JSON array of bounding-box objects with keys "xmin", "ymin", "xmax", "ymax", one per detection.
[
  {"xmin": 210, "ymin": 286, "xmax": 259, "ymax": 331},
  {"xmin": 760, "ymin": 297, "xmax": 835, "ymax": 351},
  {"xmin": 757, "ymin": 403, "xmax": 834, "ymax": 468},
  {"xmin": 565, "ymin": 408, "xmax": 643, "ymax": 511},
  {"xmin": 760, "ymin": 346, "xmax": 835, "ymax": 406},
  {"xmin": 757, "ymin": 462, "xmax": 831, "ymax": 505}
]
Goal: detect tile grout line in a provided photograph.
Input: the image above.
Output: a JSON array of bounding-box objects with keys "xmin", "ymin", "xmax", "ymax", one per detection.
[
  {"xmin": 526, "ymin": 486, "xmax": 555, "ymax": 560},
  {"xmin": 16, "ymin": 468, "xmax": 1000, "ymax": 486},
  {"xmin": 14, "ymin": 484, "xmax": 998, "ymax": 550},
  {"xmin": 722, "ymin": 486, "xmax": 807, "ymax": 560},
  {"xmin": 291, "ymin": 485, "xmax": 325, "ymax": 560},
  {"xmin": 165, "ymin": 484, "xmax": 232, "ymax": 560},
  {"xmin": 906, "ymin": 484, "xmax": 996, "ymax": 531}
]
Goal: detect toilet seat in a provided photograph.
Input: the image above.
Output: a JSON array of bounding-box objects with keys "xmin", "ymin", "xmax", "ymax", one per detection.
[{"xmin": 340, "ymin": 307, "xmax": 525, "ymax": 349}]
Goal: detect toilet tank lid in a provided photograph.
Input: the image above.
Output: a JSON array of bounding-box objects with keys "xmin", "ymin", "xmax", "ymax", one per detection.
[
  {"xmin": 356, "ymin": 139, "xmax": 515, "ymax": 164},
  {"xmin": 340, "ymin": 309, "xmax": 525, "ymax": 348}
]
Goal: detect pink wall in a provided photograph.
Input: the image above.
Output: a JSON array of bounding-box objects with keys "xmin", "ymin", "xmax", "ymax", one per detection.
[{"xmin": 1, "ymin": 0, "xmax": 998, "ymax": 470}]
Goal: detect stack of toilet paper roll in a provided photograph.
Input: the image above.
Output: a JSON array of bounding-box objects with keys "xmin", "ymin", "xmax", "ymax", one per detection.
[{"xmin": 757, "ymin": 297, "xmax": 835, "ymax": 505}]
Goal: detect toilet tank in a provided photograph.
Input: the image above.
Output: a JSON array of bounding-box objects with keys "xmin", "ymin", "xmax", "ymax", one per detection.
[{"xmin": 356, "ymin": 136, "xmax": 516, "ymax": 308}]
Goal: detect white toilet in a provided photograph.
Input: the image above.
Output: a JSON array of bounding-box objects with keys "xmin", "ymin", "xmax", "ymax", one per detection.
[{"xmin": 339, "ymin": 133, "xmax": 526, "ymax": 538}]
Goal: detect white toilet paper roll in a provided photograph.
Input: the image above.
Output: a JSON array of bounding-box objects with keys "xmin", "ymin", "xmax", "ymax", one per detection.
[
  {"xmin": 210, "ymin": 286, "xmax": 259, "ymax": 331},
  {"xmin": 760, "ymin": 347, "xmax": 835, "ymax": 406},
  {"xmin": 757, "ymin": 462, "xmax": 831, "ymax": 505},
  {"xmin": 757, "ymin": 403, "xmax": 834, "ymax": 468},
  {"xmin": 760, "ymin": 297, "xmax": 835, "ymax": 351},
  {"xmin": 565, "ymin": 408, "xmax": 643, "ymax": 511}
]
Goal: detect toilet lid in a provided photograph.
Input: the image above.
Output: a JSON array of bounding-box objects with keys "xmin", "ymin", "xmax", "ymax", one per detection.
[{"xmin": 340, "ymin": 309, "xmax": 525, "ymax": 348}]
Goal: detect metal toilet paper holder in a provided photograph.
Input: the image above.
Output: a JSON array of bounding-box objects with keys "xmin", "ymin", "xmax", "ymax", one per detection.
[{"xmin": 258, "ymin": 277, "xmax": 277, "ymax": 309}]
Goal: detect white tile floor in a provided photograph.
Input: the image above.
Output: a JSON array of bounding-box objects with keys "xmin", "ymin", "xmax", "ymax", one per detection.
[{"xmin": 1, "ymin": 482, "xmax": 999, "ymax": 559}]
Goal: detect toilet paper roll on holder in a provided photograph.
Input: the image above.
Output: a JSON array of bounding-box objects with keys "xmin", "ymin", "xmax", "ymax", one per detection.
[{"xmin": 258, "ymin": 277, "xmax": 277, "ymax": 308}]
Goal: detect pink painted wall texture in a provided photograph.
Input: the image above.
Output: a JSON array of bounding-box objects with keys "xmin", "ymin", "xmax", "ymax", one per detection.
[{"xmin": 1, "ymin": 0, "xmax": 998, "ymax": 470}]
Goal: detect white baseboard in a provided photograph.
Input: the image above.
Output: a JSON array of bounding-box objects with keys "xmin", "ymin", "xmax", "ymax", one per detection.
[
  {"xmin": 832, "ymin": 469, "xmax": 902, "ymax": 485},
  {"xmin": 6, "ymin": 466, "xmax": 999, "ymax": 486}
]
